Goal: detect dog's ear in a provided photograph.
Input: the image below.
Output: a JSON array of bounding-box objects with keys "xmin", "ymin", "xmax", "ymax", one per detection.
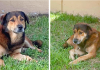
[
  {"xmin": 86, "ymin": 25, "xmax": 92, "ymax": 31},
  {"xmin": 1, "ymin": 14, "xmax": 8, "ymax": 25},
  {"xmin": 0, "ymin": 14, "xmax": 6, "ymax": 22},
  {"xmin": 73, "ymin": 25, "xmax": 75, "ymax": 30},
  {"xmin": 21, "ymin": 11, "xmax": 29, "ymax": 24},
  {"xmin": 0, "ymin": 14, "xmax": 9, "ymax": 32},
  {"xmin": 86, "ymin": 25, "xmax": 92, "ymax": 39}
]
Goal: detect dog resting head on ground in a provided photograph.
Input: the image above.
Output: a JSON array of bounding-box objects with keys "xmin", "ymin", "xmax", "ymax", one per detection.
[
  {"xmin": 0, "ymin": 11, "xmax": 42, "ymax": 66},
  {"xmin": 63, "ymin": 23, "xmax": 100, "ymax": 64}
]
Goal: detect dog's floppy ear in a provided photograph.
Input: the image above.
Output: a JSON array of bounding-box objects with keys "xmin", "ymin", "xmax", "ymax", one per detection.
[
  {"xmin": 86, "ymin": 24, "xmax": 92, "ymax": 39},
  {"xmin": 0, "ymin": 14, "xmax": 6, "ymax": 22},
  {"xmin": 73, "ymin": 25, "xmax": 75, "ymax": 30},
  {"xmin": 1, "ymin": 14, "xmax": 8, "ymax": 25},
  {"xmin": 21, "ymin": 11, "xmax": 29, "ymax": 24},
  {"xmin": 86, "ymin": 24, "xmax": 92, "ymax": 31},
  {"xmin": 0, "ymin": 14, "xmax": 9, "ymax": 32}
]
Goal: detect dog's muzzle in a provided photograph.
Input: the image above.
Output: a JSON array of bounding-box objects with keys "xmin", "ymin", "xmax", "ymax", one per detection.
[
  {"xmin": 73, "ymin": 38, "xmax": 81, "ymax": 44},
  {"xmin": 17, "ymin": 24, "xmax": 24, "ymax": 32},
  {"xmin": 13, "ymin": 24, "xmax": 24, "ymax": 33},
  {"xmin": 17, "ymin": 24, "xmax": 23, "ymax": 30}
]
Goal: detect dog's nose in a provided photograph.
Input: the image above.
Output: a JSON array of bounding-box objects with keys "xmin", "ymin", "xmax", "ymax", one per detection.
[
  {"xmin": 17, "ymin": 25, "xmax": 23, "ymax": 30},
  {"xmin": 73, "ymin": 38, "xmax": 78, "ymax": 44}
]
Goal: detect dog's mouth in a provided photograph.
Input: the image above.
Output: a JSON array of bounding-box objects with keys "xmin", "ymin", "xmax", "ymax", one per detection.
[
  {"xmin": 73, "ymin": 39, "xmax": 81, "ymax": 44},
  {"xmin": 13, "ymin": 28, "xmax": 24, "ymax": 33},
  {"xmin": 12, "ymin": 25, "xmax": 24, "ymax": 33}
]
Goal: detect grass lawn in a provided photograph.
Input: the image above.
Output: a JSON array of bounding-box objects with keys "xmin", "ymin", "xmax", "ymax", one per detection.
[
  {"xmin": 50, "ymin": 12, "xmax": 100, "ymax": 70},
  {"xmin": 0, "ymin": 15, "xmax": 49, "ymax": 70}
]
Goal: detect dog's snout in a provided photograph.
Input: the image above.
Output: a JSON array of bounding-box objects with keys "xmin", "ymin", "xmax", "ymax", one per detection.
[
  {"xmin": 16, "ymin": 24, "xmax": 24, "ymax": 33},
  {"xmin": 17, "ymin": 25, "xmax": 23, "ymax": 30},
  {"xmin": 73, "ymin": 38, "xmax": 78, "ymax": 44}
]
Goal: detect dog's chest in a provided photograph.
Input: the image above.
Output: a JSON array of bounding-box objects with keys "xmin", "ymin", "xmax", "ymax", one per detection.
[
  {"xmin": 77, "ymin": 43, "xmax": 88, "ymax": 52},
  {"xmin": 77, "ymin": 46, "xmax": 85, "ymax": 52},
  {"xmin": 8, "ymin": 32, "xmax": 25, "ymax": 50},
  {"xmin": 11, "ymin": 33, "xmax": 22, "ymax": 44},
  {"xmin": 78, "ymin": 41, "xmax": 95, "ymax": 53}
]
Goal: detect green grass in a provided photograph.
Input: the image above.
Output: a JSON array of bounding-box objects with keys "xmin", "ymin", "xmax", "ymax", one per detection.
[
  {"xmin": 50, "ymin": 12, "xmax": 100, "ymax": 70},
  {"xmin": 0, "ymin": 16, "xmax": 49, "ymax": 70}
]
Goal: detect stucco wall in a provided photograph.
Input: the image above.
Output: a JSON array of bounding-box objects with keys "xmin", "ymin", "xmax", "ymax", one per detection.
[
  {"xmin": 51, "ymin": 0, "xmax": 100, "ymax": 18},
  {"xmin": 0, "ymin": 0, "xmax": 48, "ymax": 15}
]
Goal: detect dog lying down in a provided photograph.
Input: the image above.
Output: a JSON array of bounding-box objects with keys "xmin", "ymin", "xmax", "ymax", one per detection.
[
  {"xmin": 63, "ymin": 23, "xmax": 100, "ymax": 64},
  {"xmin": 0, "ymin": 11, "xmax": 43, "ymax": 66}
]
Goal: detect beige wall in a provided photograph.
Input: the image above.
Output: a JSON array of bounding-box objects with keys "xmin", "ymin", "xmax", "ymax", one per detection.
[
  {"xmin": 51, "ymin": 0, "xmax": 100, "ymax": 18},
  {"xmin": 50, "ymin": 0, "xmax": 61, "ymax": 12},
  {"xmin": 0, "ymin": 0, "xmax": 48, "ymax": 15}
]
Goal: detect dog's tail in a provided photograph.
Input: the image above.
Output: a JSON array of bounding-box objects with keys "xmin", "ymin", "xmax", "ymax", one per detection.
[{"xmin": 31, "ymin": 40, "xmax": 43, "ymax": 48}]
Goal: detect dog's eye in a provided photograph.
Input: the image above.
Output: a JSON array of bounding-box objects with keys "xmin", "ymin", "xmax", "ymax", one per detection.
[
  {"xmin": 79, "ymin": 32, "xmax": 83, "ymax": 34},
  {"xmin": 20, "ymin": 18, "xmax": 24, "ymax": 21},
  {"xmin": 10, "ymin": 19, "xmax": 15, "ymax": 22}
]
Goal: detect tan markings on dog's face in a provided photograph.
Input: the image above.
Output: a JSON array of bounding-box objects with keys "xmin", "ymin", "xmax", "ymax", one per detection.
[
  {"xmin": 7, "ymin": 15, "xmax": 25, "ymax": 33},
  {"xmin": 73, "ymin": 29, "xmax": 87, "ymax": 44}
]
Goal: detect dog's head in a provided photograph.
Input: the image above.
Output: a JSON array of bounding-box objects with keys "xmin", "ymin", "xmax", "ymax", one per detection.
[
  {"xmin": 73, "ymin": 23, "xmax": 92, "ymax": 44},
  {"xmin": 1, "ymin": 11, "xmax": 29, "ymax": 33}
]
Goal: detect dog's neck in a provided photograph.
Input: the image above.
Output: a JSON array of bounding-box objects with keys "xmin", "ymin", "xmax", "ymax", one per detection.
[
  {"xmin": 9, "ymin": 31, "xmax": 23, "ymax": 44},
  {"xmin": 78, "ymin": 39, "xmax": 87, "ymax": 49},
  {"xmin": 7, "ymin": 31, "xmax": 25, "ymax": 50}
]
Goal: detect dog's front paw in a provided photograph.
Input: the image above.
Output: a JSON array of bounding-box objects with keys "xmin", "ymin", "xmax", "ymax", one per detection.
[
  {"xmin": 69, "ymin": 60, "xmax": 77, "ymax": 65},
  {"xmin": 0, "ymin": 59, "xmax": 5, "ymax": 66},
  {"xmin": 26, "ymin": 56, "xmax": 33, "ymax": 61},
  {"xmin": 11, "ymin": 53, "xmax": 33, "ymax": 61},
  {"xmin": 37, "ymin": 49, "xmax": 42, "ymax": 52},
  {"xmin": 69, "ymin": 55, "xmax": 75, "ymax": 60}
]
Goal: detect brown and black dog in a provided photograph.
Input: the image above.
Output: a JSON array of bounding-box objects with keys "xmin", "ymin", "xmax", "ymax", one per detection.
[
  {"xmin": 0, "ymin": 11, "xmax": 42, "ymax": 66},
  {"xmin": 63, "ymin": 23, "xmax": 100, "ymax": 64}
]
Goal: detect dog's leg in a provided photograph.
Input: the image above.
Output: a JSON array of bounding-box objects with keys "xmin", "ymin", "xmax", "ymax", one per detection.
[
  {"xmin": 11, "ymin": 53, "xmax": 32, "ymax": 61},
  {"xmin": 23, "ymin": 36, "xmax": 42, "ymax": 52},
  {"xmin": 69, "ymin": 49, "xmax": 75, "ymax": 60},
  {"xmin": 10, "ymin": 48, "xmax": 32, "ymax": 61},
  {"xmin": 0, "ymin": 45, "xmax": 8, "ymax": 66},
  {"xmin": 74, "ymin": 48, "xmax": 85, "ymax": 56},
  {"xmin": 69, "ymin": 45, "xmax": 96, "ymax": 64},
  {"xmin": 69, "ymin": 52, "xmax": 96, "ymax": 64},
  {"xmin": 63, "ymin": 35, "xmax": 77, "ymax": 49},
  {"xmin": 69, "ymin": 47, "xmax": 85, "ymax": 60},
  {"xmin": 0, "ymin": 59, "xmax": 5, "ymax": 66}
]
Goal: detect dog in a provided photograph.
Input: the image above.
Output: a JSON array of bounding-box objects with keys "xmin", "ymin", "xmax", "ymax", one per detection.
[
  {"xmin": 63, "ymin": 23, "xmax": 100, "ymax": 64},
  {"xmin": 0, "ymin": 11, "xmax": 43, "ymax": 66}
]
